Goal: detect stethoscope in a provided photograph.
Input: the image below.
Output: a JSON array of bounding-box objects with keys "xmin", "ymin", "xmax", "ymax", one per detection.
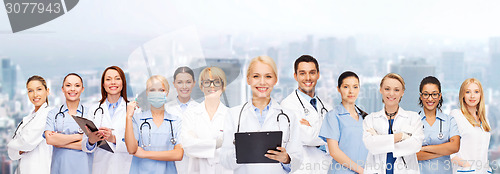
[
  {"xmin": 295, "ymin": 90, "xmax": 328, "ymax": 116},
  {"xmin": 139, "ymin": 117, "xmax": 176, "ymax": 147},
  {"xmin": 94, "ymin": 101, "xmax": 127, "ymax": 127},
  {"xmin": 12, "ymin": 105, "xmax": 48, "ymax": 139},
  {"xmin": 236, "ymin": 102, "xmax": 291, "ymax": 145},
  {"xmin": 55, "ymin": 104, "xmax": 84, "ymax": 133},
  {"xmin": 419, "ymin": 111, "xmax": 444, "ymax": 140}
]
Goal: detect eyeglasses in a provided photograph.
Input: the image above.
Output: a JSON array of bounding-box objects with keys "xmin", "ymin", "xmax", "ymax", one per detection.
[
  {"xmin": 201, "ymin": 79, "xmax": 223, "ymax": 88},
  {"xmin": 420, "ymin": 92, "xmax": 441, "ymax": 99}
]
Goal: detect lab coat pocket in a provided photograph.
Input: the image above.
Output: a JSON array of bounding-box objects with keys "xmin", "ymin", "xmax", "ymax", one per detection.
[{"xmin": 399, "ymin": 155, "xmax": 419, "ymax": 172}]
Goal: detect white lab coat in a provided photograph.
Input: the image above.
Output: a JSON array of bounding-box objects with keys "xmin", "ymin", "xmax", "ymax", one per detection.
[
  {"xmin": 82, "ymin": 98, "xmax": 133, "ymax": 174},
  {"xmin": 220, "ymin": 99, "xmax": 303, "ymax": 174},
  {"xmin": 166, "ymin": 98, "xmax": 199, "ymax": 119},
  {"xmin": 181, "ymin": 101, "xmax": 233, "ymax": 174},
  {"xmin": 362, "ymin": 107, "xmax": 424, "ymax": 174},
  {"xmin": 166, "ymin": 98, "xmax": 199, "ymax": 174},
  {"xmin": 449, "ymin": 109, "xmax": 491, "ymax": 174},
  {"xmin": 281, "ymin": 91, "xmax": 332, "ymax": 174},
  {"xmin": 8, "ymin": 103, "xmax": 53, "ymax": 174}
]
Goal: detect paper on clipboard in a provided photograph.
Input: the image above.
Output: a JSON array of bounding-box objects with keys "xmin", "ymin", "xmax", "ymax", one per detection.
[{"xmin": 71, "ymin": 116, "xmax": 114, "ymax": 153}]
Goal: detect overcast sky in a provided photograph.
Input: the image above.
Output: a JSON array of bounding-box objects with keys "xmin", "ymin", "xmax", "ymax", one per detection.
[{"xmin": 1, "ymin": 0, "xmax": 500, "ymax": 78}]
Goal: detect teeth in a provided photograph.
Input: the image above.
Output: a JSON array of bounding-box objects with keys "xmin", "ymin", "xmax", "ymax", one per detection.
[{"xmin": 257, "ymin": 87, "xmax": 267, "ymax": 92}]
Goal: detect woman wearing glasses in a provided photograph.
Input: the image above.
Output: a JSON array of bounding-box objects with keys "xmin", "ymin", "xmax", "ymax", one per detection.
[
  {"xmin": 221, "ymin": 56, "xmax": 303, "ymax": 174},
  {"xmin": 362, "ymin": 73, "xmax": 424, "ymax": 174},
  {"xmin": 416, "ymin": 76, "xmax": 460, "ymax": 174},
  {"xmin": 449, "ymin": 78, "xmax": 491, "ymax": 173},
  {"xmin": 124, "ymin": 75, "xmax": 183, "ymax": 174},
  {"xmin": 181, "ymin": 67, "xmax": 233, "ymax": 174},
  {"xmin": 8, "ymin": 75, "xmax": 53, "ymax": 174},
  {"xmin": 44, "ymin": 73, "xmax": 94, "ymax": 174}
]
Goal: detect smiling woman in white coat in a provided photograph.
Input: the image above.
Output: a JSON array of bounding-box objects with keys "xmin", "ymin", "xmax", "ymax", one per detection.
[
  {"xmin": 181, "ymin": 66, "xmax": 233, "ymax": 174},
  {"xmin": 82, "ymin": 66, "xmax": 133, "ymax": 174},
  {"xmin": 362, "ymin": 73, "xmax": 424, "ymax": 174},
  {"xmin": 221, "ymin": 55, "xmax": 303, "ymax": 174},
  {"xmin": 166, "ymin": 66, "xmax": 199, "ymax": 116},
  {"xmin": 166, "ymin": 66, "xmax": 200, "ymax": 174},
  {"xmin": 449, "ymin": 78, "xmax": 491, "ymax": 173},
  {"xmin": 8, "ymin": 75, "xmax": 53, "ymax": 174}
]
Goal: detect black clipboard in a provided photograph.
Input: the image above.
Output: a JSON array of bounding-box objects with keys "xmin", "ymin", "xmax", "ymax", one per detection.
[
  {"xmin": 71, "ymin": 116, "xmax": 114, "ymax": 153},
  {"xmin": 234, "ymin": 131, "xmax": 282, "ymax": 164}
]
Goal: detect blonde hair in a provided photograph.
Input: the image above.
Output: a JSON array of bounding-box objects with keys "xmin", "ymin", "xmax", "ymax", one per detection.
[
  {"xmin": 246, "ymin": 56, "xmax": 278, "ymax": 79},
  {"xmin": 146, "ymin": 75, "xmax": 169, "ymax": 93},
  {"xmin": 199, "ymin": 67, "xmax": 227, "ymax": 90},
  {"xmin": 380, "ymin": 73, "xmax": 405, "ymax": 91},
  {"xmin": 459, "ymin": 78, "xmax": 490, "ymax": 132}
]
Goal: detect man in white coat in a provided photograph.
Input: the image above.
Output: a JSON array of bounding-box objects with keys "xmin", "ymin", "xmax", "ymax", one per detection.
[{"xmin": 281, "ymin": 55, "xmax": 332, "ymax": 174}]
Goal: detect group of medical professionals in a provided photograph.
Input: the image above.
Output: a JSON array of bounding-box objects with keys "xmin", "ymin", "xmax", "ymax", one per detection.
[{"xmin": 6, "ymin": 55, "xmax": 493, "ymax": 174}]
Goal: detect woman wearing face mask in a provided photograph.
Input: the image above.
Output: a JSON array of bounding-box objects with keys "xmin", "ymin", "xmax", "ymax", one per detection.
[
  {"xmin": 181, "ymin": 67, "xmax": 233, "ymax": 174},
  {"xmin": 82, "ymin": 66, "xmax": 133, "ymax": 174},
  {"xmin": 221, "ymin": 56, "xmax": 303, "ymax": 174},
  {"xmin": 319, "ymin": 71, "xmax": 369, "ymax": 174},
  {"xmin": 8, "ymin": 75, "xmax": 53, "ymax": 174},
  {"xmin": 449, "ymin": 78, "xmax": 491, "ymax": 173},
  {"xmin": 166, "ymin": 66, "xmax": 199, "ymax": 174},
  {"xmin": 124, "ymin": 75, "xmax": 183, "ymax": 174},
  {"xmin": 416, "ymin": 76, "xmax": 460, "ymax": 174},
  {"xmin": 362, "ymin": 73, "xmax": 424, "ymax": 174},
  {"xmin": 44, "ymin": 73, "xmax": 94, "ymax": 174}
]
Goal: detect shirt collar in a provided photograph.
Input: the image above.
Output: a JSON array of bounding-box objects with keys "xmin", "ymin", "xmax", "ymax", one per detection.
[
  {"xmin": 250, "ymin": 98, "xmax": 271, "ymax": 112},
  {"xmin": 61, "ymin": 103, "xmax": 83, "ymax": 115},
  {"xmin": 335, "ymin": 103, "xmax": 362, "ymax": 116},
  {"xmin": 141, "ymin": 110, "xmax": 178, "ymax": 121},
  {"xmin": 33, "ymin": 102, "xmax": 48, "ymax": 114},
  {"xmin": 374, "ymin": 107, "xmax": 406, "ymax": 118},
  {"xmin": 419, "ymin": 109, "xmax": 446, "ymax": 122},
  {"xmin": 176, "ymin": 97, "xmax": 189, "ymax": 107},
  {"xmin": 296, "ymin": 89, "xmax": 316, "ymax": 102},
  {"xmin": 106, "ymin": 96, "xmax": 122, "ymax": 109}
]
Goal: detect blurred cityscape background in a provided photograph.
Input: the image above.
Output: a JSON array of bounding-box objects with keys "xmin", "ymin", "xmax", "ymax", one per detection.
[{"xmin": 1, "ymin": 0, "xmax": 500, "ymax": 173}]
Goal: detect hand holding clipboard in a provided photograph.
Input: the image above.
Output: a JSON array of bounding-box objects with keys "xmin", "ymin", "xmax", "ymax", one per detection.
[{"xmin": 72, "ymin": 116, "xmax": 114, "ymax": 153}]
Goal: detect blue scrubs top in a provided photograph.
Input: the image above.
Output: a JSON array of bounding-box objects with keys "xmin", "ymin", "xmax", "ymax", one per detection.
[
  {"xmin": 129, "ymin": 110, "xmax": 181, "ymax": 174},
  {"xmin": 319, "ymin": 104, "xmax": 368, "ymax": 174},
  {"xmin": 418, "ymin": 110, "xmax": 460, "ymax": 174},
  {"xmin": 44, "ymin": 104, "xmax": 93, "ymax": 174}
]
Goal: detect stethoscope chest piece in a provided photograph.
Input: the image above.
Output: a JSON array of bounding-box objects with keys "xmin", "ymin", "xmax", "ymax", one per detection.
[
  {"xmin": 304, "ymin": 108, "xmax": 310, "ymax": 115},
  {"xmin": 170, "ymin": 137, "xmax": 176, "ymax": 145},
  {"xmin": 438, "ymin": 132, "xmax": 444, "ymax": 140}
]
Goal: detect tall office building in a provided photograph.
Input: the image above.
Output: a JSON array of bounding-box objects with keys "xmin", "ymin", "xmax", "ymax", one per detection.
[
  {"xmin": 391, "ymin": 58, "xmax": 435, "ymax": 111},
  {"xmin": 1, "ymin": 59, "xmax": 17, "ymax": 100},
  {"xmin": 440, "ymin": 52, "xmax": 464, "ymax": 91},
  {"xmin": 357, "ymin": 77, "xmax": 383, "ymax": 113},
  {"xmin": 317, "ymin": 37, "xmax": 337, "ymax": 65},
  {"xmin": 489, "ymin": 37, "xmax": 500, "ymax": 90}
]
